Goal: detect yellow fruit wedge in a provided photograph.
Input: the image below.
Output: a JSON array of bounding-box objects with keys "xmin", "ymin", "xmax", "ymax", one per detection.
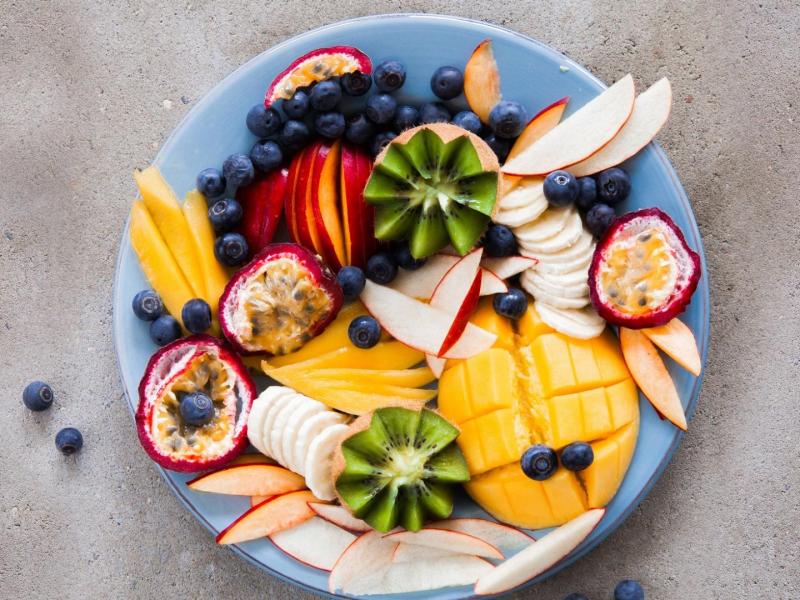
[
  {"xmin": 134, "ymin": 166, "xmax": 205, "ymax": 298},
  {"xmin": 300, "ymin": 367, "xmax": 436, "ymax": 388},
  {"xmin": 641, "ymin": 318, "xmax": 702, "ymax": 376},
  {"xmin": 263, "ymin": 342, "xmax": 424, "ymax": 375},
  {"xmin": 129, "ymin": 201, "xmax": 194, "ymax": 325}
]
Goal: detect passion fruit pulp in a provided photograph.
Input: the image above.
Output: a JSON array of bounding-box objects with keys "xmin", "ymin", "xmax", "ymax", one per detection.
[
  {"xmin": 219, "ymin": 243, "xmax": 343, "ymax": 355},
  {"xmin": 136, "ymin": 335, "xmax": 256, "ymax": 472},
  {"xmin": 588, "ymin": 207, "xmax": 701, "ymax": 328}
]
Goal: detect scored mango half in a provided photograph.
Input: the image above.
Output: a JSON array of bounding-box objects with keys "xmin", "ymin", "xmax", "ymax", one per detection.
[{"xmin": 438, "ymin": 297, "xmax": 639, "ymax": 529}]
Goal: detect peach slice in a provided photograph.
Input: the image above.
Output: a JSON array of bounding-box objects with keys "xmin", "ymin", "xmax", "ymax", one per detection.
[
  {"xmin": 187, "ymin": 464, "xmax": 305, "ymax": 496},
  {"xmin": 620, "ymin": 327, "xmax": 688, "ymax": 430},
  {"xmin": 384, "ymin": 528, "xmax": 503, "ymax": 560},
  {"xmin": 301, "ymin": 143, "xmax": 330, "ymax": 257},
  {"xmin": 308, "ymin": 502, "xmax": 372, "ymax": 532},
  {"xmin": 216, "ymin": 490, "xmax": 319, "ymax": 544},
  {"xmin": 228, "ymin": 453, "xmax": 276, "ymax": 466},
  {"xmin": 642, "ymin": 317, "xmax": 702, "ymax": 376},
  {"xmin": 313, "ymin": 140, "xmax": 347, "ymax": 270},
  {"xmin": 284, "ymin": 146, "xmax": 308, "ymax": 244},
  {"xmin": 250, "ymin": 495, "xmax": 272, "ymax": 507},
  {"xmin": 464, "ymin": 39, "xmax": 502, "ymax": 123},
  {"xmin": 340, "ymin": 143, "xmax": 376, "ymax": 268}
]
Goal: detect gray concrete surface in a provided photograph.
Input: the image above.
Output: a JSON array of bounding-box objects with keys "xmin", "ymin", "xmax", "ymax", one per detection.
[{"xmin": 1, "ymin": 1, "xmax": 798, "ymax": 598}]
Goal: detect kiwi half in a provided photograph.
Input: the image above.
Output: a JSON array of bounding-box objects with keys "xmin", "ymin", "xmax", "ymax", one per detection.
[
  {"xmin": 331, "ymin": 407, "xmax": 470, "ymax": 532},
  {"xmin": 364, "ymin": 123, "xmax": 500, "ymax": 259}
]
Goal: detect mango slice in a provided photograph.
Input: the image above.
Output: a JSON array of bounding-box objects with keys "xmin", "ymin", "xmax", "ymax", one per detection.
[{"xmin": 292, "ymin": 367, "xmax": 435, "ymax": 389}]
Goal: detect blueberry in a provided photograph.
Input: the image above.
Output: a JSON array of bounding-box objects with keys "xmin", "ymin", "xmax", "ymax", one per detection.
[
  {"xmin": 365, "ymin": 251, "xmax": 397, "ymax": 284},
  {"xmin": 149, "ymin": 315, "xmax": 182, "ymax": 346},
  {"xmin": 452, "ymin": 110, "xmax": 482, "ymax": 135},
  {"xmin": 283, "ymin": 90, "xmax": 310, "ymax": 119},
  {"xmin": 576, "ymin": 176, "xmax": 598, "ymax": 211},
  {"xmin": 55, "ymin": 427, "xmax": 83, "ymax": 455},
  {"xmin": 132, "ymin": 289, "xmax": 164, "ymax": 321},
  {"xmin": 597, "ymin": 167, "xmax": 631, "ymax": 205},
  {"xmin": 280, "ymin": 119, "xmax": 312, "ymax": 152},
  {"xmin": 419, "ymin": 101, "xmax": 451, "ymax": 124},
  {"xmin": 430, "ymin": 66, "xmax": 464, "ymax": 100},
  {"xmin": 208, "ymin": 198, "xmax": 243, "ymax": 233},
  {"xmin": 371, "ymin": 131, "xmax": 397, "ymax": 157},
  {"xmin": 348, "ymin": 315, "xmax": 381, "ymax": 349},
  {"xmin": 392, "ymin": 243, "xmax": 426, "ymax": 270},
  {"xmin": 520, "ymin": 444, "xmax": 558, "ymax": 480},
  {"xmin": 489, "ymin": 100, "xmax": 529, "ymax": 138},
  {"xmin": 23, "ymin": 381, "xmax": 54, "ymax": 411},
  {"xmin": 493, "ymin": 288, "xmax": 527, "ymax": 320},
  {"xmin": 543, "ymin": 170, "xmax": 579, "ymax": 207},
  {"xmin": 196, "ymin": 168, "xmax": 226, "ymax": 199},
  {"xmin": 214, "ymin": 232, "xmax": 249, "ymax": 267},
  {"xmin": 179, "ymin": 392, "xmax": 215, "ymax": 426},
  {"xmin": 586, "ymin": 203, "xmax": 616, "ymax": 238},
  {"xmin": 373, "ymin": 60, "xmax": 406, "ymax": 92},
  {"xmin": 181, "ymin": 298, "xmax": 212, "ymax": 334},
  {"xmin": 564, "ymin": 594, "xmax": 589, "ymax": 600},
  {"xmin": 222, "ymin": 153, "xmax": 255, "ymax": 189},
  {"xmin": 245, "ymin": 104, "xmax": 281, "ymax": 137},
  {"xmin": 394, "ymin": 105, "xmax": 420, "ymax": 131},
  {"xmin": 483, "ymin": 134, "xmax": 512, "ymax": 162},
  {"xmin": 341, "ymin": 71, "xmax": 372, "ymax": 96},
  {"xmin": 309, "ymin": 79, "xmax": 342, "ymax": 112},
  {"xmin": 560, "ymin": 442, "xmax": 594, "ymax": 471},
  {"xmin": 314, "ymin": 111, "xmax": 346, "ymax": 139},
  {"xmin": 250, "ymin": 140, "xmax": 283, "ymax": 173},
  {"xmin": 483, "ymin": 224, "xmax": 517, "ymax": 257},
  {"xmin": 337, "ymin": 266, "xmax": 367, "ymax": 301},
  {"xmin": 614, "ymin": 580, "xmax": 645, "ymax": 600},
  {"xmin": 345, "ymin": 113, "xmax": 376, "ymax": 146},
  {"xmin": 366, "ymin": 93, "xmax": 397, "ymax": 125}
]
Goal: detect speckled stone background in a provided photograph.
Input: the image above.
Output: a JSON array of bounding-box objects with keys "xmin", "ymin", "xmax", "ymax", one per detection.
[{"xmin": 1, "ymin": 1, "xmax": 798, "ymax": 598}]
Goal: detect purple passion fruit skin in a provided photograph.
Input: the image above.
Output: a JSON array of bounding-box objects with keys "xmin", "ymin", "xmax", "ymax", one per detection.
[
  {"xmin": 588, "ymin": 207, "xmax": 701, "ymax": 329},
  {"xmin": 218, "ymin": 243, "xmax": 343, "ymax": 356},
  {"xmin": 135, "ymin": 335, "xmax": 256, "ymax": 473}
]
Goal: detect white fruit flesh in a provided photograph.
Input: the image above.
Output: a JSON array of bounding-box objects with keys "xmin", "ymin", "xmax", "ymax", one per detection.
[
  {"xmin": 494, "ymin": 199, "xmax": 548, "ymax": 228},
  {"xmin": 261, "ymin": 392, "xmax": 295, "ymax": 462},
  {"xmin": 329, "ymin": 531, "xmax": 398, "ymax": 593},
  {"xmin": 497, "ymin": 177, "xmax": 546, "ymax": 211},
  {"xmin": 384, "ymin": 528, "xmax": 503, "ymax": 560},
  {"xmin": 534, "ymin": 301, "xmax": 606, "ymax": 340},
  {"xmin": 270, "ymin": 516, "xmax": 355, "ymax": 571},
  {"xmin": 304, "ymin": 423, "xmax": 350, "ymax": 501},
  {"xmin": 519, "ymin": 210, "xmax": 583, "ymax": 254},
  {"xmin": 309, "ymin": 502, "xmax": 371, "ymax": 532},
  {"xmin": 392, "ymin": 543, "xmax": 460, "ymax": 563},
  {"xmin": 429, "ymin": 518, "xmax": 535, "ymax": 558},
  {"xmin": 514, "ymin": 206, "xmax": 572, "ymax": 243},
  {"xmin": 390, "ymin": 254, "xmax": 506, "ymax": 300},
  {"xmin": 248, "ymin": 387, "xmax": 295, "ymax": 458},
  {"xmin": 292, "ymin": 411, "xmax": 347, "ymax": 476},
  {"xmin": 279, "ymin": 398, "xmax": 327, "ymax": 472},
  {"xmin": 479, "ymin": 256, "xmax": 537, "ymax": 280}
]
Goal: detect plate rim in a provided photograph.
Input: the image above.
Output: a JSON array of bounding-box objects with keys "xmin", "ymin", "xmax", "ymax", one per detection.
[{"xmin": 112, "ymin": 12, "xmax": 710, "ymax": 599}]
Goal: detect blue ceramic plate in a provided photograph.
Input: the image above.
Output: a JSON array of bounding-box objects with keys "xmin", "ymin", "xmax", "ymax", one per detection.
[{"xmin": 113, "ymin": 14, "xmax": 709, "ymax": 599}]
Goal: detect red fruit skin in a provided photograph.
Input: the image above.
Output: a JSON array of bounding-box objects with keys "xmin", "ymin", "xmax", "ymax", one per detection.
[
  {"xmin": 588, "ymin": 207, "xmax": 701, "ymax": 329},
  {"xmin": 284, "ymin": 147, "xmax": 308, "ymax": 244},
  {"xmin": 238, "ymin": 168, "xmax": 289, "ymax": 254},
  {"xmin": 264, "ymin": 46, "xmax": 372, "ymax": 107},
  {"xmin": 135, "ymin": 335, "xmax": 256, "ymax": 473},
  {"xmin": 340, "ymin": 143, "xmax": 377, "ymax": 268},
  {"xmin": 218, "ymin": 243, "xmax": 344, "ymax": 355}
]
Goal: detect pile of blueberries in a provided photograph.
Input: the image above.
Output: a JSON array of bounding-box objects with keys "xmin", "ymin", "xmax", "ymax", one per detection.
[
  {"xmin": 130, "ymin": 289, "xmax": 212, "ymax": 347},
  {"xmin": 21, "ymin": 381, "xmax": 84, "ymax": 456}
]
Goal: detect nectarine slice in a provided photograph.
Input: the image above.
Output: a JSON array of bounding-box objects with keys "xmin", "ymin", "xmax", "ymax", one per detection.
[
  {"xmin": 300, "ymin": 143, "xmax": 330, "ymax": 254},
  {"xmin": 340, "ymin": 143, "xmax": 375, "ymax": 268},
  {"xmin": 216, "ymin": 490, "xmax": 319, "ymax": 544},
  {"xmin": 187, "ymin": 464, "xmax": 305, "ymax": 496},
  {"xmin": 313, "ymin": 140, "xmax": 347, "ymax": 269},
  {"xmin": 464, "ymin": 39, "xmax": 502, "ymax": 124},
  {"xmin": 620, "ymin": 327, "xmax": 687, "ymax": 430},
  {"xmin": 642, "ymin": 318, "xmax": 702, "ymax": 376},
  {"xmin": 284, "ymin": 147, "xmax": 308, "ymax": 244},
  {"xmin": 250, "ymin": 495, "xmax": 272, "ymax": 507}
]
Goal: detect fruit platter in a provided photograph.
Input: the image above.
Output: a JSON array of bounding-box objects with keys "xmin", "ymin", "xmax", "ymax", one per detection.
[{"xmin": 113, "ymin": 14, "xmax": 709, "ymax": 599}]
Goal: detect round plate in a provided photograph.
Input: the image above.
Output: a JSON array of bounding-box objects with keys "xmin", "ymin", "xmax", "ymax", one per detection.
[{"xmin": 113, "ymin": 14, "xmax": 709, "ymax": 599}]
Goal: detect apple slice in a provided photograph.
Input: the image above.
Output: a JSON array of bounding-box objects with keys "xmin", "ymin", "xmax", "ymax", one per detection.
[
  {"xmin": 340, "ymin": 143, "xmax": 376, "ymax": 268},
  {"xmin": 474, "ymin": 508, "xmax": 605, "ymax": 595},
  {"xmin": 237, "ymin": 168, "xmax": 289, "ymax": 254},
  {"xmin": 426, "ymin": 354, "xmax": 446, "ymax": 379},
  {"xmin": 384, "ymin": 528, "xmax": 503, "ymax": 560},
  {"xmin": 571, "ymin": 77, "xmax": 672, "ymax": 176},
  {"xmin": 481, "ymin": 255, "xmax": 537, "ymax": 280},
  {"xmin": 186, "ymin": 464, "xmax": 305, "ymax": 496},
  {"xmin": 309, "ymin": 502, "xmax": 372, "ymax": 532},
  {"xmin": 502, "ymin": 75, "xmax": 635, "ymax": 176},
  {"xmin": 390, "ymin": 254, "xmax": 506, "ymax": 299},
  {"xmin": 270, "ymin": 516, "xmax": 356, "ymax": 571},
  {"xmin": 392, "ymin": 542, "xmax": 459, "ymax": 563},
  {"xmin": 464, "ymin": 39, "xmax": 502, "ymax": 123},
  {"xmin": 359, "ymin": 280, "xmax": 496, "ymax": 359},
  {"xmin": 642, "ymin": 317, "xmax": 701, "ymax": 376},
  {"xmin": 216, "ymin": 490, "xmax": 319, "ymax": 544},
  {"xmin": 429, "ymin": 518, "xmax": 535, "ymax": 557},
  {"xmin": 312, "ymin": 140, "xmax": 347, "ymax": 269},
  {"xmin": 328, "ymin": 530, "xmax": 398, "ymax": 593},
  {"xmin": 430, "ymin": 248, "xmax": 484, "ymax": 356},
  {"xmin": 620, "ymin": 328, "xmax": 688, "ymax": 430}
]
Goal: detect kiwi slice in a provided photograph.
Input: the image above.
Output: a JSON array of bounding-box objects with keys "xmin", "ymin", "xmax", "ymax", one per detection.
[
  {"xmin": 332, "ymin": 407, "xmax": 469, "ymax": 532},
  {"xmin": 364, "ymin": 123, "xmax": 500, "ymax": 259}
]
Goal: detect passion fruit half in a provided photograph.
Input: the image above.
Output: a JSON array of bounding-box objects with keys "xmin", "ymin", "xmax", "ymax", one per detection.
[
  {"xmin": 219, "ymin": 243, "xmax": 343, "ymax": 355},
  {"xmin": 135, "ymin": 335, "xmax": 256, "ymax": 472},
  {"xmin": 588, "ymin": 207, "xmax": 701, "ymax": 328}
]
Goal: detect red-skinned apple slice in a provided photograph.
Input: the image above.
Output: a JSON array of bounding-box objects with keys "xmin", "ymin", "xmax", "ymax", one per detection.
[
  {"xmin": 464, "ymin": 39, "xmax": 502, "ymax": 123},
  {"xmin": 269, "ymin": 516, "xmax": 356, "ymax": 571},
  {"xmin": 328, "ymin": 530, "xmax": 399, "ymax": 594},
  {"xmin": 391, "ymin": 254, "xmax": 506, "ymax": 300},
  {"xmin": 502, "ymin": 75, "xmax": 635, "ymax": 176},
  {"xmin": 359, "ymin": 280, "xmax": 496, "ymax": 359},
  {"xmin": 383, "ymin": 528, "xmax": 503, "ymax": 560},
  {"xmin": 429, "ymin": 518, "xmax": 535, "ymax": 558},
  {"xmin": 312, "ymin": 140, "xmax": 347, "ymax": 269},
  {"xmin": 571, "ymin": 77, "xmax": 672, "ymax": 176},
  {"xmin": 187, "ymin": 464, "xmax": 305, "ymax": 496},
  {"xmin": 474, "ymin": 508, "xmax": 605, "ymax": 595},
  {"xmin": 309, "ymin": 502, "xmax": 372, "ymax": 533},
  {"xmin": 340, "ymin": 143, "xmax": 376, "ymax": 268},
  {"xmin": 480, "ymin": 255, "xmax": 538, "ymax": 280},
  {"xmin": 237, "ymin": 168, "xmax": 289, "ymax": 254},
  {"xmin": 430, "ymin": 248, "xmax": 484, "ymax": 357},
  {"xmin": 216, "ymin": 490, "xmax": 320, "ymax": 544}
]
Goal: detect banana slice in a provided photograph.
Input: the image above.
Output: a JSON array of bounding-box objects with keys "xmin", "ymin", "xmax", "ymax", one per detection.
[
  {"xmin": 535, "ymin": 250, "xmax": 593, "ymax": 275},
  {"xmin": 494, "ymin": 195, "xmax": 548, "ymax": 227},
  {"xmin": 247, "ymin": 386, "xmax": 294, "ymax": 456},
  {"xmin": 260, "ymin": 391, "xmax": 296, "ymax": 460},
  {"xmin": 514, "ymin": 206, "xmax": 572, "ymax": 243},
  {"xmin": 304, "ymin": 423, "xmax": 350, "ymax": 501},
  {"xmin": 534, "ymin": 229, "xmax": 594, "ymax": 262},
  {"xmin": 523, "ymin": 270, "xmax": 589, "ymax": 299},
  {"xmin": 269, "ymin": 394, "xmax": 304, "ymax": 466},
  {"xmin": 534, "ymin": 301, "xmax": 606, "ymax": 340},
  {"xmin": 518, "ymin": 209, "xmax": 583, "ymax": 254},
  {"xmin": 280, "ymin": 398, "xmax": 327, "ymax": 473},
  {"xmin": 497, "ymin": 178, "xmax": 545, "ymax": 210},
  {"xmin": 293, "ymin": 411, "xmax": 348, "ymax": 476},
  {"xmin": 534, "ymin": 267, "xmax": 589, "ymax": 287},
  {"xmin": 522, "ymin": 278, "xmax": 591, "ymax": 309}
]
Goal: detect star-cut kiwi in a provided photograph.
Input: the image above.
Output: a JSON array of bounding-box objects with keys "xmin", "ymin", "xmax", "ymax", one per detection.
[
  {"xmin": 364, "ymin": 123, "xmax": 500, "ymax": 259},
  {"xmin": 331, "ymin": 407, "xmax": 470, "ymax": 532}
]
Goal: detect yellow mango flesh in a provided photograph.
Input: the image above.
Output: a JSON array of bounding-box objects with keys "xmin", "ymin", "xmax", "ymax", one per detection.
[
  {"xmin": 264, "ymin": 342, "xmax": 424, "ymax": 373},
  {"xmin": 443, "ymin": 297, "xmax": 516, "ymax": 371},
  {"xmin": 439, "ymin": 302, "xmax": 639, "ymax": 529},
  {"xmin": 294, "ymin": 367, "xmax": 435, "ymax": 388},
  {"xmin": 134, "ymin": 166, "xmax": 205, "ymax": 298},
  {"xmin": 129, "ymin": 201, "xmax": 194, "ymax": 326}
]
